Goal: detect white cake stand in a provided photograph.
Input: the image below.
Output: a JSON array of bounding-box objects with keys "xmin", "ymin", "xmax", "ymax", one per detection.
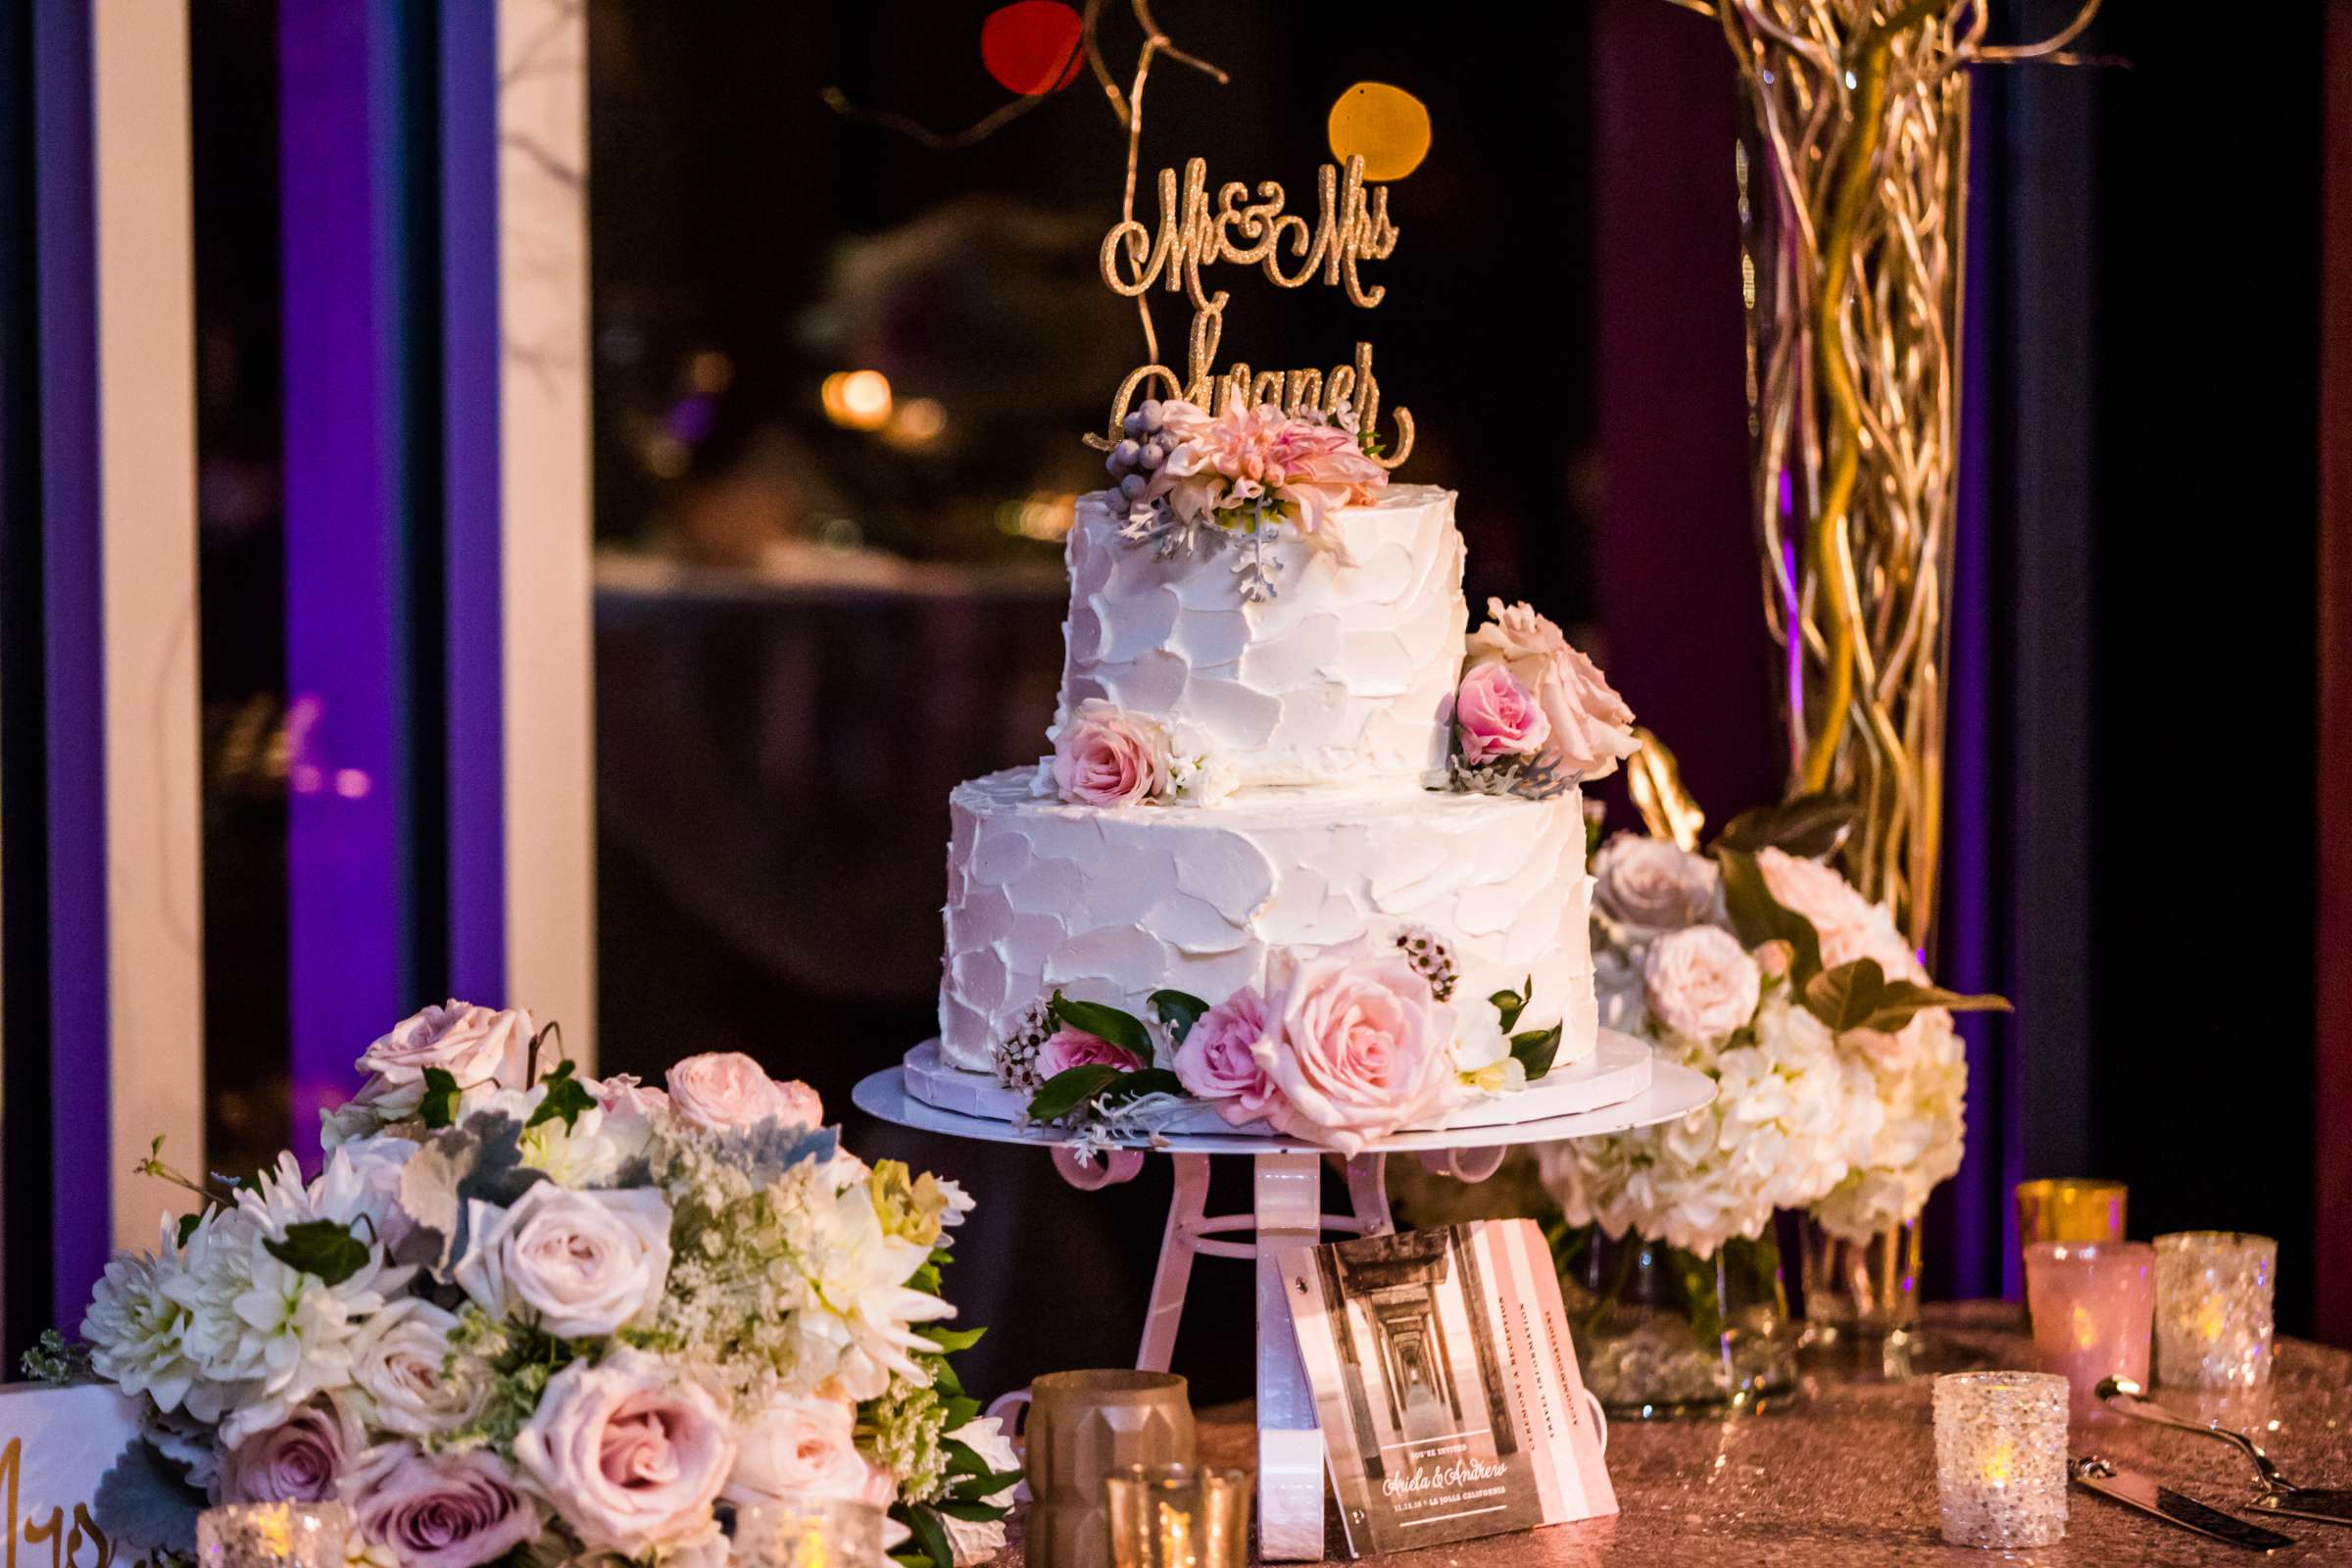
[{"xmin": 852, "ymin": 1031, "xmax": 1712, "ymax": 1561}]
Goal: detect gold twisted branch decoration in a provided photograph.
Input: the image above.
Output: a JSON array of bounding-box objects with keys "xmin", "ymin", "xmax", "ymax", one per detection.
[{"xmin": 1695, "ymin": 0, "xmax": 2103, "ymax": 946}]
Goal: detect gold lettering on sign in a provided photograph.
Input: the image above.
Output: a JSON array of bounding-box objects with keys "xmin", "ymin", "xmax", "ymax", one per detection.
[
  {"xmin": 0, "ymin": 1442, "xmax": 119, "ymax": 1568},
  {"xmin": 1094, "ymin": 154, "xmax": 1415, "ymax": 467}
]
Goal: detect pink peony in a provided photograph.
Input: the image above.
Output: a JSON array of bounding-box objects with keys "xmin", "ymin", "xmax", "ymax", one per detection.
[
  {"xmin": 664, "ymin": 1052, "xmax": 807, "ymax": 1134},
  {"xmin": 1034, "ymin": 1025, "xmax": 1143, "ymax": 1080},
  {"xmin": 513, "ymin": 1347, "xmax": 735, "ymax": 1556},
  {"xmin": 722, "ymin": 1393, "xmax": 884, "ymax": 1509},
  {"xmin": 1453, "ymin": 661, "xmax": 1551, "ymax": 765},
  {"xmin": 1465, "ymin": 599, "xmax": 1639, "ymax": 781},
  {"xmin": 219, "ymin": 1396, "xmax": 361, "ymax": 1502},
  {"xmin": 1252, "ymin": 944, "xmax": 1462, "ymax": 1155},
  {"xmin": 1171, "ymin": 988, "xmax": 1286, "ymax": 1129},
  {"xmin": 1049, "ymin": 700, "xmax": 1168, "ymax": 808},
  {"xmin": 1641, "ymin": 925, "xmax": 1763, "ymax": 1042},
  {"xmin": 354, "ymin": 1448, "xmax": 541, "ymax": 1568}
]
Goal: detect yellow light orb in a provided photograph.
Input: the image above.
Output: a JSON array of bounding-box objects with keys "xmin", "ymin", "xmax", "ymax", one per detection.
[
  {"xmin": 1327, "ymin": 81, "xmax": 1431, "ymax": 181},
  {"xmin": 821, "ymin": 368, "xmax": 894, "ymax": 431}
]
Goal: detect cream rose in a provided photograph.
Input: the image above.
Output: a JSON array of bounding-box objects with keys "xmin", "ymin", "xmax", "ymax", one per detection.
[
  {"xmin": 722, "ymin": 1393, "xmax": 881, "ymax": 1508},
  {"xmin": 1253, "ymin": 944, "xmax": 1462, "ymax": 1155},
  {"xmin": 454, "ymin": 1183, "xmax": 672, "ymax": 1340},
  {"xmin": 350, "ymin": 1298, "xmax": 486, "ymax": 1439},
  {"xmin": 356, "ymin": 1001, "xmax": 535, "ymax": 1110},
  {"xmin": 1641, "ymin": 925, "xmax": 1763, "ymax": 1043},
  {"xmin": 514, "ymin": 1348, "xmax": 734, "ymax": 1556},
  {"xmin": 1592, "ymin": 833, "xmax": 1721, "ymax": 938},
  {"xmin": 1048, "ymin": 700, "xmax": 1169, "ymax": 808},
  {"xmin": 664, "ymin": 1052, "xmax": 809, "ymax": 1133},
  {"xmin": 1465, "ymin": 599, "xmax": 1639, "ymax": 781}
]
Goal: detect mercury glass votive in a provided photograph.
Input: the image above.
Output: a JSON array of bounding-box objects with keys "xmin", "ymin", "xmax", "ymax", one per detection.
[
  {"xmin": 2155, "ymin": 1231, "xmax": 2277, "ymax": 1391},
  {"xmin": 196, "ymin": 1503, "xmax": 350, "ymax": 1568},
  {"xmin": 734, "ymin": 1498, "xmax": 885, "ymax": 1568},
  {"xmin": 1932, "ymin": 1372, "xmax": 2070, "ymax": 1548},
  {"xmin": 2024, "ymin": 1242, "xmax": 2154, "ymax": 1417},
  {"xmin": 1104, "ymin": 1463, "xmax": 1251, "ymax": 1568}
]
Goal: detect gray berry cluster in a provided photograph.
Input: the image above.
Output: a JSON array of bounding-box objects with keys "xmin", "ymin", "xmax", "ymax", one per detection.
[{"xmin": 1104, "ymin": 400, "xmax": 1181, "ymax": 505}]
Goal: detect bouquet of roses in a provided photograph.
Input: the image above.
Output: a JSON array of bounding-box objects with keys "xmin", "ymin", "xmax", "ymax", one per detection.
[
  {"xmin": 51, "ymin": 1003, "xmax": 1016, "ymax": 1568},
  {"xmin": 1539, "ymin": 832, "xmax": 2007, "ymax": 1254}
]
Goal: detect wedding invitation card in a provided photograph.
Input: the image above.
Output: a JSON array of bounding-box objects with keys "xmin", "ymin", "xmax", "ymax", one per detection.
[{"xmin": 1280, "ymin": 1218, "xmax": 1617, "ymax": 1556}]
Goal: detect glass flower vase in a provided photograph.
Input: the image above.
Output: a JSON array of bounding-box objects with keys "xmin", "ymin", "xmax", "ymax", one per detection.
[
  {"xmin": 1798, "ymin": 1216, "xmax": 1925, "ymax": 1380},
  {"xmin": 1558, "ymin": 1225, "xmax": 1795, "ymax": 1417}
]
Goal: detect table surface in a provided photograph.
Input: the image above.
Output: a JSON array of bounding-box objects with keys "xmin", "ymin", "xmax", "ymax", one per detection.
[{"xmin": 991, "ymin": 1300, "xmax": 2352, "ymax": 1566}]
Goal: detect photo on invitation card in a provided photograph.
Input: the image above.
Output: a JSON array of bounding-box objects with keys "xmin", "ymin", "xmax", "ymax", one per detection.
[{"xmin": 1281, "ymin": 1219, "xmax": 1613, "ymax": 1556}]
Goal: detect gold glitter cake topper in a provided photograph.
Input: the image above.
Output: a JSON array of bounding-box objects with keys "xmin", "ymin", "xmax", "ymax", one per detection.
[{"xmin": 1093, "ymin": 154, "xmax": 1414, "ymax": 467}]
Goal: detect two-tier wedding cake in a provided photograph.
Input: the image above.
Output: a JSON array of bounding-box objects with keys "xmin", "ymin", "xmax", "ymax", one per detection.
[{"xmin": 929, "ymin": 396, "xmax": 1640, "ymax": 1153}]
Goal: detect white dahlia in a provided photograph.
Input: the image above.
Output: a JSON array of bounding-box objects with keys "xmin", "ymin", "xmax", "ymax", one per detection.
[{"xmin": 81, "ymin": 1216, "xmax": 208, "ymax": 1419}]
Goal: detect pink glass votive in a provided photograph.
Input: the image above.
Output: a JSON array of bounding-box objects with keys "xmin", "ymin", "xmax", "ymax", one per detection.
[{"xmin": 2024, "ymin": 1241, "xmax": 2154, "ymax": 1417}]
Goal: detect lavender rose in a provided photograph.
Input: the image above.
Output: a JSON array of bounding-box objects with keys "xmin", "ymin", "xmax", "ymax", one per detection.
[
  {"xmin": 514, "ymin": 1348, "xmax": 735, "ymax": 1556},
  {"xmin": 1048, "ymin": 700, "xmax": 1169, "ymax": 808},
  {"xmin": 1591, "ymin": 833, "xmax": 1721, "ymax": 939},
  {"xmin": 219, "ymin": 1396, "xmax": 361, "ymax": 1503},
  {"xmin": 353, "ymin": 1001, "xmax": 534, "ymax": 1118},
  {"xmin": 664, "ymin": 1052, "xmax": 812, "ymax": 1133},
  {"xmin": 454, "ymin": 1182, "xmax": 672, "ymax": 1340},
  {"xmin": 1465, "ymin": 599, "xmax": 1639, "ymax": 781},
  {"xmin": 1453, "ymin": 661, "xmax": 1551, "ymax": 765},
  {"xmin": 722, "ymin": 1393, "xmax": 884, "ymax": 1508},
  {"xmin": 354, "ymin": 1449, "xmax": 540, "ymax": 1568},
  {"xmin": 1641, "ymin": 925, "xmax": 1763, "ymax": 1043},
  {"xmin": 1171, "ymin": 987, "xmax": 1284, "ymax": 1128},
  {"xmin": 1253, "ymin": 943, "xmax": 1462, "ymax": 1155}
]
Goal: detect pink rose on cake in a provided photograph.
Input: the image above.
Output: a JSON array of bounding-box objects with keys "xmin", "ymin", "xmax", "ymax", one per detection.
[
  {"xmin": 1464, "ymin": 599, "xmax": 1639, "ymax": 781},
  {"xmin": 1034, "ymin": 1023, "xmax": 1145, "ymax": 1079},
  {"xmin": 1453, "ymin": 660, "xmax": 1552, "ymax": 764},
  {"xmin": 1171, "ymin": 986, "xmax": 1285, "ymax": 1128},
  {"xmin": 1046, "ymin": 700, "xmax": 1170, "ymax": 808},
  {"xmin": 1251, "ymin": 942, "xmax": 1463, "ymax": 1155}
]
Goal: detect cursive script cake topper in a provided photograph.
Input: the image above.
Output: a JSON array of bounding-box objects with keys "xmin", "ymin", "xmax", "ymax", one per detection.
[{"xmin": 1091, "ymin": 153, "xmax": 1414, "ymax": 467}]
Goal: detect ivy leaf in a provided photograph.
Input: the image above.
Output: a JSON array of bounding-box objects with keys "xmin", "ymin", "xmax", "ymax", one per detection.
[
  {"xmin": 1047, "ymin": 993, "xmax": 1152, "ymax": 1057},
  {"xmin": 1716, "ymin": 847, "xmax": 1824, "ymax": 987},
  {"xmin": 1026, "ymin": 1064, "xmax": 1125, "ymax": 1122},
  {"xmin": 263, "ymin": 1219, "xmax": 371, "ymax": 1287},
  {"xmin": 175, "ymin": 1211, "xmax": 201, "ymax": 1247},
  {"xmin": 526, "ymin": 1059, "xmax": 597, "ymax": 1134},
  {"xmin": 1510, "ymin": 1024, "xmax": 1563, "ymax": 1082},
  {"xmin": 419, "ymin": 1066, "xmax": 463, "ymax": 1130},
  {"xmin": 1102, "ymin": 1067, "xmax": 1183, "ymax": 1106},
  {"xmin": 1491, "ymin": 976, "xmax": 1532, "ymax": 1035},
  {"xmin": 1150, "ymin": 990, "xmax": 1212, "ymax": 1047},
  {"xmin": 1861, "ymin": 979, "xmax": 2011, "ymax": 1034},
  {"xmin": 1710, "ymin": 791, "xmax": 1857, "ymax": 859}
]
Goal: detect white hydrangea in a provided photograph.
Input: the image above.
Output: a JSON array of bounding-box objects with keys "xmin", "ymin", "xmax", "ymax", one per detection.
[
  {"xmin": 1538, "ymin": 989, "xmax": 1864, "ymax": 1255},
  {"xmin": 1813, "ymin": 1005, "xmax": 1967, "ymax": 1240}
]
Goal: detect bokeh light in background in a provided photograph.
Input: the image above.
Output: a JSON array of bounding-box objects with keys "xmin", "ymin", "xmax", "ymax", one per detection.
[
  {"xmin": 981, "ymin": 2, "xmax": 1086, "ymax": 96},
  {"xmin": 1326, "ymin": 80, "xmax": 1432, "ymax": 180},
  {"xmin": 821, "ymin": 368, "xmax": 895, "ymax": 430}
]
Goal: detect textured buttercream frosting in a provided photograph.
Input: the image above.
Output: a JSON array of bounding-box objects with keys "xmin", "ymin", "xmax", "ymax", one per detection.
[
  {"xmin": 1055, "ymin": 483, "xmax": 1467, "ymax": 789},
  {"xmin": 939, "ymin": 767, "xmax": 1597, "ymax": 1074}
]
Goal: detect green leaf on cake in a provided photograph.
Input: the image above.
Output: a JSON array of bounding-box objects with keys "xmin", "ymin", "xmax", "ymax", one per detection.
[
  {"xmin": 1102, "ymin": 1067, "xmax": 1184, "ymax": 1105},
  {"xmin": 1710, "ymin": 791, "xmax": 1857, "ymax": 859},
  {"xmin": 1491, "ymin": 976, "xmax": 1532, "ymax": 1034},
  {"xmin": 1047, "ymin": 992, "xmax": 1152, "ymax": 1056},
  {"xmin": 1510, "ymin": 1023, "xmax": 1563, "ymax": 1082},
  {"xmin": 1026, "ymin": 1064, "xmax": 1126, "ymax": 1121},
  {"xmin": 1716, "ymin": 848, "xmax": 1824, "ymax": 986},
  {"xmin": 1803, "ymin": 957, "xmax": 2012, "ymax": 1034},
  {"xmin": 1150, "ymin": 990, "xmax": 1213, "ymax": 1047},
  {"xmin": 263, "ymin": 1219, "xmax": 372, "ymax": 1287}
]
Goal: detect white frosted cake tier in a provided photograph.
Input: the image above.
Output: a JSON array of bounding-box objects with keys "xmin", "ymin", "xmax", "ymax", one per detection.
[
  {"xmin": 938, "ymin": 767, "xmax": 1597, "ymax": 1073},
  {"xmin": 1055, "ymin": 483, "xmax": 1466, "ymax": 790}
]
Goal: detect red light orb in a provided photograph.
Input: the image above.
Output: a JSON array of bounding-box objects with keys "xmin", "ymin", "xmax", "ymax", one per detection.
[{"xmin": 982, "ymin": 1, "xmax": 1085, "ymax": 96}]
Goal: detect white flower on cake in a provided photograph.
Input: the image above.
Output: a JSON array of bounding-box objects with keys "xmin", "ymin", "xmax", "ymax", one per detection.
[{"xmin": 1459, "ymin": 598, "xmax": 1639, "ymax": 785}]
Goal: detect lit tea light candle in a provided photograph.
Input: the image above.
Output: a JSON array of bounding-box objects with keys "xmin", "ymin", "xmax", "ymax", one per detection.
[
  {"xmin": 2155, "ymin": 1231, "xmax": 2276, "ymax": 1391},
  {"xmin": 1105, "ymin": 1464, "xmax": 1251, "ymax": 1568},
  {"xmin": 1932, "ymin": 1371, "xmax": 2069, "ymax": 1548},
  {"xmin": 196, "ymin": 1503, "xmax": 349, "ymax": 1568},
  {"xmin": 2024, "ymin": 1241, "xmax": 2154, "ymax": 1417},
  {"xmin": 733, "ymin": 1498, "xmax": 885, "ymax": 1568}
]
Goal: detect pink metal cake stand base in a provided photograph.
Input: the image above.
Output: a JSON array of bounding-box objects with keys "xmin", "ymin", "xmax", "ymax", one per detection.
[{"xmin": 852, "ymin": 1034, "xmax": 1712, "ymax": 1560}]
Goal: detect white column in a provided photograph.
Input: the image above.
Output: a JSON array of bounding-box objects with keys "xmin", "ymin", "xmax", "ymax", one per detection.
[{"xmin": 94, "ymin": 0, "xmax": 203, "ymax": 1246}]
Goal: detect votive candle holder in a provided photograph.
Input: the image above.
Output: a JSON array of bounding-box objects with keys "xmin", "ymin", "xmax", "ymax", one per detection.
[
  {"xmin": 2154, "ymin": 1231, "xmax": 2277, "ymax": 1391},
  {"xmin": 2015, "ymin": 1178, "xmax": 2127, "ymax": 1249},
  {"xmin": 1104, "ymin": 1463, "xmax": 1252, "ymax": 1568},
  {"xmin": 196, "ymin": 1503, "xmax": 350, "ymax": 1568},
  {"xmin": 1932, "ymin": 1371, "xmax": 2070, "ymax": 1548},
  {"xmin": 2024, "ymin": 1241, "xmax": 2154, "ymax": 1417},
  {"xmin": 733, "ymin": 1498, "xmax": 885, "ymax": 1568}
]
